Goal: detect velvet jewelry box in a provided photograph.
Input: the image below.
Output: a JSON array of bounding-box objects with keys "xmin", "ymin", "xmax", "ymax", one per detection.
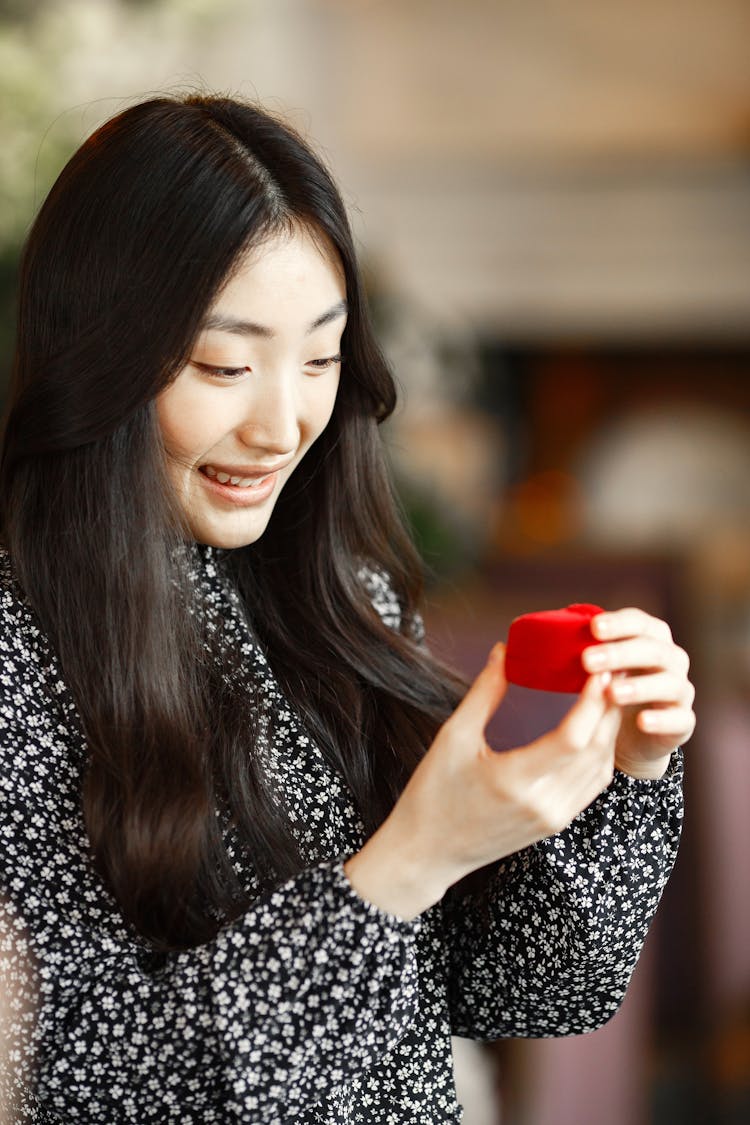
[{"xmin": 504, "ymin": 603, "xmax": 606, "ymax": 694}]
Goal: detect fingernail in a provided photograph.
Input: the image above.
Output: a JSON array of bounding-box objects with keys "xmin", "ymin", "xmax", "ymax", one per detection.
[{"xmin": 599, "ymin": 671, "xmax": 612, "ymax": 688}]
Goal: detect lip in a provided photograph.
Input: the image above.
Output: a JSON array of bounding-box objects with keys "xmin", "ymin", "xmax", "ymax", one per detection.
[
  {"xmin": 197, "ymin": 465, "xmax": 279, "ymax": 506},
  {"xmin": 199, "ymin": 460, "xmax": 292, "ymax": 478}
]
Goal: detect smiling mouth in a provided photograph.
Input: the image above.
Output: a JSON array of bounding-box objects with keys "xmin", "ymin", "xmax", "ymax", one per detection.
[{"xmin": 198, "ymin": 465, "xmax": 273, "ymax": 489}]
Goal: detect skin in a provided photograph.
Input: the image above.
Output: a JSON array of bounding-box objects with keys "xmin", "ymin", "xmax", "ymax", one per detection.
[
  {"xmin": 585, "ymin": 607, "xmax": 696, "ymax": 779},
  {"xmin": 154, "ymin": 222, "xmax": 347, "ymax": 550},
  {"xmin": 346, "ymin": 631, "xmax": 696, "ymax": 919},
  {"xmin": 151, "ymin": 220, "xmax": 696, "ymax": 918}
]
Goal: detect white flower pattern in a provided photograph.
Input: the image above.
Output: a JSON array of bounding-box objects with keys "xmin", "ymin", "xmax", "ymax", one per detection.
[{"xmin": 0, "ymin": 542, "xmax": 683, "ymax": 1123}]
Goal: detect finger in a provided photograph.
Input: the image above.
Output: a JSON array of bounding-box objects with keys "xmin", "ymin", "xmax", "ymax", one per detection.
[
  {"xmin": 591, "ymin": 701, "xmax": 623, "ymax": 751},
  {"xmin": 452, "ymin": 642, "xmax": 508, "ymax": 733},
  {"xmin": 582, "ymin": 635, "xmax": 672, "ymax": 676},
  {"xmin": 591, "ymin": 608, "xmax": 673, "ymax": 643},
  {"xmin": 608, "ymin": 671, "xmax": 694, "ymax": 708},
  {"xmin": 557, "ymin": 671, "xmax": 612, "ymax": 750},
  {"xmin": 638, "ymin": 706, "xmax": 696, "ymax": 740},
  {"xmin": 569, "ymin": 704, "xmax": 620, "ymax": 802},
  {"xmin": 530, "ymin": 706, "xmax": 619, "ymax": 826}
]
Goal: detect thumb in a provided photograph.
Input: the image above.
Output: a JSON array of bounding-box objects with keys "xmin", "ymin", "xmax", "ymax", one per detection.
[
  {"xmin": 557, "ymin": 670, "xmax": 613, "ymax": 750},
  {"xmin": 453, "ymin": 642, "xmax": 508, "ymax": 733}
]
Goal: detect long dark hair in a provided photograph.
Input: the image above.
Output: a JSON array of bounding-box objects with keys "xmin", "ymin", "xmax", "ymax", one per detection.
[{"xmin": 0, "ymin": 93, "xmax": 470, "ymax": 951}]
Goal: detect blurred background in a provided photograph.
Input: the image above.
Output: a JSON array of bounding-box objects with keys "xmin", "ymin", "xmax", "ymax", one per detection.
[{"xmin": 1, "ymin": 1, "xmax": 748, "ymax": 1122}]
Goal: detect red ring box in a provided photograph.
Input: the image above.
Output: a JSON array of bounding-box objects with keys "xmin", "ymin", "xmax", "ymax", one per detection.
[{"xmin": 504, "ymin": 603, "xmax": 605, "ymax": 693}]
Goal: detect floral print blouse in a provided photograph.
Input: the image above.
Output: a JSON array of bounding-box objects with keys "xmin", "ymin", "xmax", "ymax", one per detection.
[{"xmin": 0, "ymin": 541, "xmax": 684, "ymax": 1123}]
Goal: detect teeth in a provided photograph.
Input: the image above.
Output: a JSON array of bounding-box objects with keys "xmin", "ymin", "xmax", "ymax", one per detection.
[{"xmin": 202, "ymin": 465, "xmax": 270, "ymax": 489}]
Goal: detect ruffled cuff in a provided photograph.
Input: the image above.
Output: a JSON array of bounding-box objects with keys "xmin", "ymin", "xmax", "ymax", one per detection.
[{"xmin": 612, "ymin": 744, "xmax": 684, "ymax": 792}]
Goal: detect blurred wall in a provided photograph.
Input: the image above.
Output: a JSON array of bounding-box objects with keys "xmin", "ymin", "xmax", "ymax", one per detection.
[{"xmin": 3, "ymin": 0, "xmax": 750, "ymax": 341}]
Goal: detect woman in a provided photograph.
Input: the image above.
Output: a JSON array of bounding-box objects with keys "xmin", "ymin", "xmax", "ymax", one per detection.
[{"xmin": 0, "ymin": 93, "xmax": 694, "ymax": 1123}]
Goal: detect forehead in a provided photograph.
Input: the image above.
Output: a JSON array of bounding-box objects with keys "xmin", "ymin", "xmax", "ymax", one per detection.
[{"xmin": 214, "ymin": 225, "xmax": 346, "ymax": 312}]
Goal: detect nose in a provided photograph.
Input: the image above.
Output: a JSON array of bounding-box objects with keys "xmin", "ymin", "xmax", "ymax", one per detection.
[{"xmin": 235, "ymin": 368, "xmax": 300, "ymax": 456}]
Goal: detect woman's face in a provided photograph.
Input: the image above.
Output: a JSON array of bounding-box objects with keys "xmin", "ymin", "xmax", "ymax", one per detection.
[{"xmin": 155, "ymin": 223, "xmax": 347, "ymax": 549}]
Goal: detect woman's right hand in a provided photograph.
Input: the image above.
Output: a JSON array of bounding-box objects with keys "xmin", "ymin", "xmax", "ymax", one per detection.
[{"xmin": 344, "ymin": 643, "xmax": 623, "ymax": 920}]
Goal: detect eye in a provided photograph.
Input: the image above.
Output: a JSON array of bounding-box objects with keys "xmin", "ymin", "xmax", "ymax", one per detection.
[
  {"xmin": 192, "ymin": 361, "xmax": 249, "ymax": 381},
  {"xmin": 307, "ymin": 353, "xmax": 343, "ymax": 371},
  {"xmin": 192, "ymin": 354, "xmax": 343, "ymax": 381}
]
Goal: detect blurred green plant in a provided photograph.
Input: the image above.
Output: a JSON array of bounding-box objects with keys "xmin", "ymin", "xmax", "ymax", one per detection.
[
  {"xmin": 0, "ymin": 0, "xmax": 237, "ymax": 390},
  {"xmin": 0, "ymin": 21, "xmax": 78, "ymax": 388},
  {"xmin": 0, "ymin": 1, "xmax": 46, "ymax": 21}
]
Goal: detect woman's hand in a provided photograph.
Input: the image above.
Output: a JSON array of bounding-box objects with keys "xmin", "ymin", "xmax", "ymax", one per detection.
[
  {"xmin": 345, "ymin": 645, "xmax": 623, "ymax": 919},
  {"xmin": 583, "ymin": 608, "xmax": 696, "ymax": 780}
]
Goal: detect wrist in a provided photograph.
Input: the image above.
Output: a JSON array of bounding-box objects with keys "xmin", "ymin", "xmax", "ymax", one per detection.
[
  {"xmin": 614, "ymin": 749, "xmax": 674, "ymax": 780},
  {"xmin": 343, "ymin": 815, "xmax": 451, "ymax": 921}
]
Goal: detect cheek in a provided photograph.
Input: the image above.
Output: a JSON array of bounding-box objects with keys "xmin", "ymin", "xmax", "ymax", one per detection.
[
  {"xmin": 308, "ymin": 375, "xmax": 340, "ymax": 434},
  {"xmin": 155, "ymin": 383, "xmax": 221, "ymax": 460}
]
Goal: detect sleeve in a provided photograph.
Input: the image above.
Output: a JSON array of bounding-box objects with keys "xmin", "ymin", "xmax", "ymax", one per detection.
[
  {"xmin": 441, "ymin": 749, "xmax": 684, "ymax": 1039},
  {"xmin": 356, "ymin": 562, "xmax": 427, "ymax": 648},
  {"xmin": 0, "ymin": 597, "xmax": 422, "ymax": 1124},
  {"xmin": 42, "ymin": 864, "xmax": 419, "ymax": 1123},
  {"xmin": 356, "ymin": 563, "xmax": 685, "ymax": 1040},
  {"xmin": 3, "ymin": 829, "xmax": 422, "ymax": 1124}
]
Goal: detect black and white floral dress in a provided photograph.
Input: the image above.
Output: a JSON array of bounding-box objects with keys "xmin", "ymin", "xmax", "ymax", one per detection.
[{"xmin": 0, "ymin": 541, "xmax": 684, "ymax": 1123}]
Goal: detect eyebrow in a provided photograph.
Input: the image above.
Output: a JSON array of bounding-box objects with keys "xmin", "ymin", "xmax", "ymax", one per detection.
[{"xmin": 199, "ymin": 299, "xmax": 349, "ymax": 339}]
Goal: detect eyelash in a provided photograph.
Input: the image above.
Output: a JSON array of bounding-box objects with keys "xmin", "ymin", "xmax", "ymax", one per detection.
[{"xmin": 196, "ymin": 354, "xmax": 343, "ymax": 381}]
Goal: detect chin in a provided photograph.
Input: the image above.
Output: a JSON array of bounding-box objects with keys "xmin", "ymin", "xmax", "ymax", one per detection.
[{"xmin": 186, "ymin": 515, "xmax": 269, "ymax": 549}]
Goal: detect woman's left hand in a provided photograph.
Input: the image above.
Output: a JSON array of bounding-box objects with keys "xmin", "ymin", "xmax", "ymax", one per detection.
[{"xmin": 582, "ymin": 608, "xmax": 696, "ymax": 779}]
